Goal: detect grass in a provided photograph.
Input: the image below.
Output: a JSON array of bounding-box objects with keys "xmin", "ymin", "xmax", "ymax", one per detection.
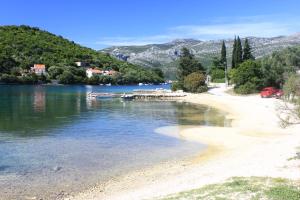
[{"xmin": 156, "ymin": 177, "xmax": 300, "ymax": 200}]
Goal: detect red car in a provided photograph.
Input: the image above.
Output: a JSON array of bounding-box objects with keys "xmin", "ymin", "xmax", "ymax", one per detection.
[{"xmin": 260, "ymin": 87, "xmax": 283, "ymax": 98}]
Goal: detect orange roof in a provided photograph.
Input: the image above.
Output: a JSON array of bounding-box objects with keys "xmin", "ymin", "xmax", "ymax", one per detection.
[
  {"xmin": 87, "ymin": 68, "xmax": 103, "ymax": 74},
  {"xmin": 107, "ymin": 70, "xmax": 116, "ymax": 75},
  {"xmin": 33, "ymin": 64, "xmax": 46, "ymax": 69}
]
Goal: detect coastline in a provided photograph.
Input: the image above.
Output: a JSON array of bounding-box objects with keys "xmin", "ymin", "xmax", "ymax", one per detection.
[{"xmin": 69, "ymin": 87, "xmax": 300, "ymax": 200}]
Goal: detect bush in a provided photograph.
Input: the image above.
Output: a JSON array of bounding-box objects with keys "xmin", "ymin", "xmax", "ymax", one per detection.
[
  {"xmin": 234, "ymin": 82, "xmax": 257, "ymax": 94},
  {"xmin": 283, "ymin": 74, "xmax": 300, "ymax": 101},
  {"xmin": 213, "ymin": 78, "xmax": 225, "ymax": 83},
  {"xmin": 171, "ymin": 81, "xmax": 183, "ymax": 91},
  {"xmin": 59, "ymin": 71, "xmax": 75, "ymax": 84},
  {"xmin": 48, "ymin": 66, "xmax": 64, "ymax": 79},
  {"xmin": 87, "ymin": 75, "xmax": 100, "ymax": 85},
  {"xmin": 1, "ymin": 74, "xmax": 19, "ymax": 83},
  {"xmin": 183, "ymin": 72, "xmax": 207, "ymax": 93},
  {"xmin": 210, "ymin": 68, "xmax": 225, "ymax": 82},
  {"xmin": 20, "ymin": 74, "xmax": 38, "ymax": 84},
  {"xmin": 231, "ymin": 60, "xmax": 263, "ymax": 94}
]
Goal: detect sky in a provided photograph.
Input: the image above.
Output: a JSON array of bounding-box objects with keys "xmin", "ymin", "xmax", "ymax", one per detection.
[{"xmin": 0, "ymin": 0, "xmax": 300, "ymax": 50}]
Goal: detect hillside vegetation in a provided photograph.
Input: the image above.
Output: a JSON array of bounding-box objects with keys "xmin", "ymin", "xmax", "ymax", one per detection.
[
  {"xmin": 0, "ymin": 25, "xmax": 163, "ymax": 84},
  {"xmin": 229, "ymin": 45, "xmax": 300, "ymax": 94},
  {"xmin": 103, "ymin": 35, "xmax": 300, "ymax": 79}
]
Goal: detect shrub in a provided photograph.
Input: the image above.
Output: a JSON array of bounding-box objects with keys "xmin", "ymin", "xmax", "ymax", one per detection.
[
  {"xmin": 59, "ymin": 71, "xmax": 75, "ymax": 84},
  {"xmin": 1, "ymin": 74, "xmax": 19, "ymax": 83},
  {"xmin": 171, "ymin": 81, "xmax": 183, "ymax": 91},
  {"xmin": 283, "ymin": 74, "xmax": 300, "ymax": 101},
  {"xmin": 231, "ymin": 60, "xmax": 263, "ymax": 94},
  {"xmin": 48, "ymin": 66, "xmax": 64, "ymax": 79},
  {"xmin": 183, "ymin": 72, "xmax": 207, "ymax": 93},
  {"xmin": 210, "ymin": 68, "xmax": 225, "ymax": 82},
  {"xmin": 87, "ymin": 75, "xmax": 100, "ymax": 85},
  {"xmin": 234, "ymin": 82, "xmax": 257, "ymax": 94}
]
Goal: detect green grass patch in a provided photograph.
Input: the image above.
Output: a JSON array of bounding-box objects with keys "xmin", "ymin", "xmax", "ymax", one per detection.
[{"xmin": 156, "ymin": 177, "xmax": 300, "ymax": 200}]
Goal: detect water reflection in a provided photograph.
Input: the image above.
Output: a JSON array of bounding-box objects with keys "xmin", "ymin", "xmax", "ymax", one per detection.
[
  {"xmin": 33, "ymin": 87, "xmax": 46, "ymax": 112},
  {"xmin": 0, "ymin": 85, "xmax": 230, "ymax": 200},
  {"xmin": 0, "ymin": 85, "xmax": 229, "ymax": 138}
]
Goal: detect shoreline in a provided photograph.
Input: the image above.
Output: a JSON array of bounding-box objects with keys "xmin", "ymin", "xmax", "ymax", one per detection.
[{"xmin": 70, "ymin": 87, "xmax": 300, "ymax": 200}]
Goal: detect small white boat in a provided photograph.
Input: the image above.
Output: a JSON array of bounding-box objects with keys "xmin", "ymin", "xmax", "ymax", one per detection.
[
  {"xmin": 138, "ymin": 83, "xmax": 144, "ymax": 86},
  {"xmin": 121, "ymin": 93, "xmax": 135, "ymax": 100}
]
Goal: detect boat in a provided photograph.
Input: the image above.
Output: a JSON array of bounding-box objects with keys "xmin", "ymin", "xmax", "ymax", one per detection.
[{"xmin": 121, "ymin": 93, "xmax": 135, "ymax": 100}]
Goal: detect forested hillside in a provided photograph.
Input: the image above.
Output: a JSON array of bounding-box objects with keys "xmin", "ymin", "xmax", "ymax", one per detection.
[{"xmin": 0, "ymin": 26, "xmax": 164, "ymax": 84}]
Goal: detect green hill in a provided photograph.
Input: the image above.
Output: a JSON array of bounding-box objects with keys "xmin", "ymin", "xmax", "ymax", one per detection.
[{"xmin": 0, "ymin": 25, "xmax": 164, "ymax": 84}]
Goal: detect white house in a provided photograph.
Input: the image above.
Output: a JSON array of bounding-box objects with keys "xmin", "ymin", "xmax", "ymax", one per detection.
[{"xmin": 86, "ymin": 68, "xmax": 103, "ymax": 78}]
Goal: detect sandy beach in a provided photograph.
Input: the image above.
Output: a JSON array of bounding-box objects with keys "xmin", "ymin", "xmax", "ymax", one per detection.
[{"xmin": 70, "ymin": 86, "xmax": 300, "ymax": 200}]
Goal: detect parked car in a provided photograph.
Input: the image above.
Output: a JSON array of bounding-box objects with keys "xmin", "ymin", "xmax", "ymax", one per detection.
[{"xmin": 260, "ymin": 87, "xmax": 283, "ymax": 98}]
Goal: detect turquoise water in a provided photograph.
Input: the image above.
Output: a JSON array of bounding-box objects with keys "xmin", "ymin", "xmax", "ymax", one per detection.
[{"xmin": 0, "ymin": 85, "xmax": 229, "ymax": 199}]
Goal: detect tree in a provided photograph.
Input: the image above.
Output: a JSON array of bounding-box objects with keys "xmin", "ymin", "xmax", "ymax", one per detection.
[
  {"xmin": 0, "ymin": 54, "xmax": 18, "ymax": 74},
  {"xmin": 211, "ymin": 57, "xmax": 222, "ymax": 69},
  {"xmin": 183, "ymin": 72, "xmax": 208, "ymax": 93},
  {"xmin": 278, "ymin": 74, "xmax": 300, "ymax": 127},
  {"xmin": 211, "ymin": 69, "xmax": 225, "ymax": 82},
  {"xmin": 282, "ymin": 74, "xmax": 300, "ymax": 101},
  {"xmin": 260, "ymin": 47, "xmax": 298, "ymax": 88},
  {"xmin": 243, "ymin": 38, "xmax": 254, "ymax": 61},
  {"xmin": 59, "ymin": 71, "xmax": 75, "ymax": 84},
  {"xmin": 177, "ymin": 47, "xmax": 204, "ymax": 83},
  {"xmin": 152, "ymin": 68, "xmax": 164, "ymax": 79},
  {"xmin": 48, "ymin": 66, "xmax": 64, "ymax": 79},
  {"xmin": 221, "ymin": 40, "xmax": 227, "ymax": 70},
  {"xmin": 232, "ymin": 37, "xmax": 237, "ymax": 68},
  {"xmin": 235, "ymin": 36, "xmax": 243, "ymax": 66},
  {"xmin": 231, "ymin": 60, "xmax": 263, "ymax": 94}
]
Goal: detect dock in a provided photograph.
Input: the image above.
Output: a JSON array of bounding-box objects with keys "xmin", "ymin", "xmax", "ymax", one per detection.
[
  {"xmin": 87, "ymin": 92, "xmax": 121, "ymax": 98},
  {"xmin": 88, "ymin": 89, "xmax": 186, "ymax": 100}
]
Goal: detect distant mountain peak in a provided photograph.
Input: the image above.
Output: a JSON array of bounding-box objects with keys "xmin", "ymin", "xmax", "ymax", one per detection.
[
  {"xmin": 169, "ymin": 38, "xmax": 200, "ymax": 44},
  {"xmin": 102, "ymin": 33, "xmax": 300, "ymax": 79}
]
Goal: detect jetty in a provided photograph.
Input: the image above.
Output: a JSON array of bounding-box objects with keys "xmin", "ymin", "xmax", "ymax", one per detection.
[
  {"xmin": 87, "ymin": 93, "xmax": 121, "ymax": 99},
  {"xmin": 88, "ymin": 89, "xmax": 186, "ymax": 100}
]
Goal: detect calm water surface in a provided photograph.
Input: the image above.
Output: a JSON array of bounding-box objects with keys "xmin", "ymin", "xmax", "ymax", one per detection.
[{"xmin": 0, "ymin": 85, "xmax": 229, "ymax": 199}]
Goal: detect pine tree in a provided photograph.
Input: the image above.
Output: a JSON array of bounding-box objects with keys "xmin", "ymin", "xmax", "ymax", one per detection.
[
  {"xmin": 177, "ymin": 47, "xmax": 204, "ymax": 82},
  {"xmin": 236, "ymin": 36, "xmax": 243, "ymax": 66},
  {"xmin": 221, "ymin": 40, "xmax": 227, "ymax": 70},
  {"xmin": 231, "ymin": 37, "xmax": 237, "ymax": 68},
  {"xmin": 243, "ymin": 38, "xmax": 254, "ymax": 61}
]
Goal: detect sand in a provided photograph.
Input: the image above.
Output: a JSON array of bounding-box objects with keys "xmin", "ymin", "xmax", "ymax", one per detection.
[{"xmin": 69, "ymin": 86, "xmax": 300, "ymax": 200}]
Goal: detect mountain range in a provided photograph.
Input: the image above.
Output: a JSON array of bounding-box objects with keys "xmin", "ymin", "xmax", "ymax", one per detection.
[{"xmin": 102, "ymin": 33, "xmax": 300, "ymax": 79}]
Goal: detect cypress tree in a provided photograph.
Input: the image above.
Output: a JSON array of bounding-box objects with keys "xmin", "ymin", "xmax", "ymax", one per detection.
[
  {"xmin": 231, "ymin": 37, "xmax": 237, "ymax": 68},
  {"xmin": 236, "ymin": 36, "xmax": 243, "ymax": 66},
  {"xmin": 221, "ymin": 40, "xmax": 227, "ymax": 70},
  {"xmin": 243, "ymin": 38, "xmax": 254, "ymax": 61}
]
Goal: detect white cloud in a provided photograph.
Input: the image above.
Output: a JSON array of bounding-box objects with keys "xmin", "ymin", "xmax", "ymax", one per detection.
[{"xmin": 96, "ymin": 15, "xmax": 300, "ymax": 47}]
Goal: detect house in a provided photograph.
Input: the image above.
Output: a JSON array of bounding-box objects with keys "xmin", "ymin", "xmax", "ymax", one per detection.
[
  {"xmin": 86, "ymin": 68, "xmax": 117, "ymax": 78},
  {"xmin": 75, "ymin": 62, "xmax": 82, "ymax": 67},
  {"xmin": 103, "ymin": 70, "xmax": 117, "ymax": 76},
  {"xmin": 75, "ymin": 61, "xmax": 88, "ymax": 67},
  {"xmin": 31, "ymin": 64, "xmax": 46, "ymax": 75},
  {"xmin": 86, "ymin": 68, "xmax": 103, "ymax": 78},
  {"xmin": 297, "ymin": 70, "xmax": 300, "ymax": 75}
]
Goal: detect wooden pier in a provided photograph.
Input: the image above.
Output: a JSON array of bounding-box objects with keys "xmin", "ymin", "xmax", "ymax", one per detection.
[{"xmin": 88, "ymin": 89, "xmax": 186, "ymax": 100}]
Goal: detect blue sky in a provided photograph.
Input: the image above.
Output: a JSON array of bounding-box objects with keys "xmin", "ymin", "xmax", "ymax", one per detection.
[{"xmin": 1, "ymin": 0, "xmax": 300, "ymax": 49}]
